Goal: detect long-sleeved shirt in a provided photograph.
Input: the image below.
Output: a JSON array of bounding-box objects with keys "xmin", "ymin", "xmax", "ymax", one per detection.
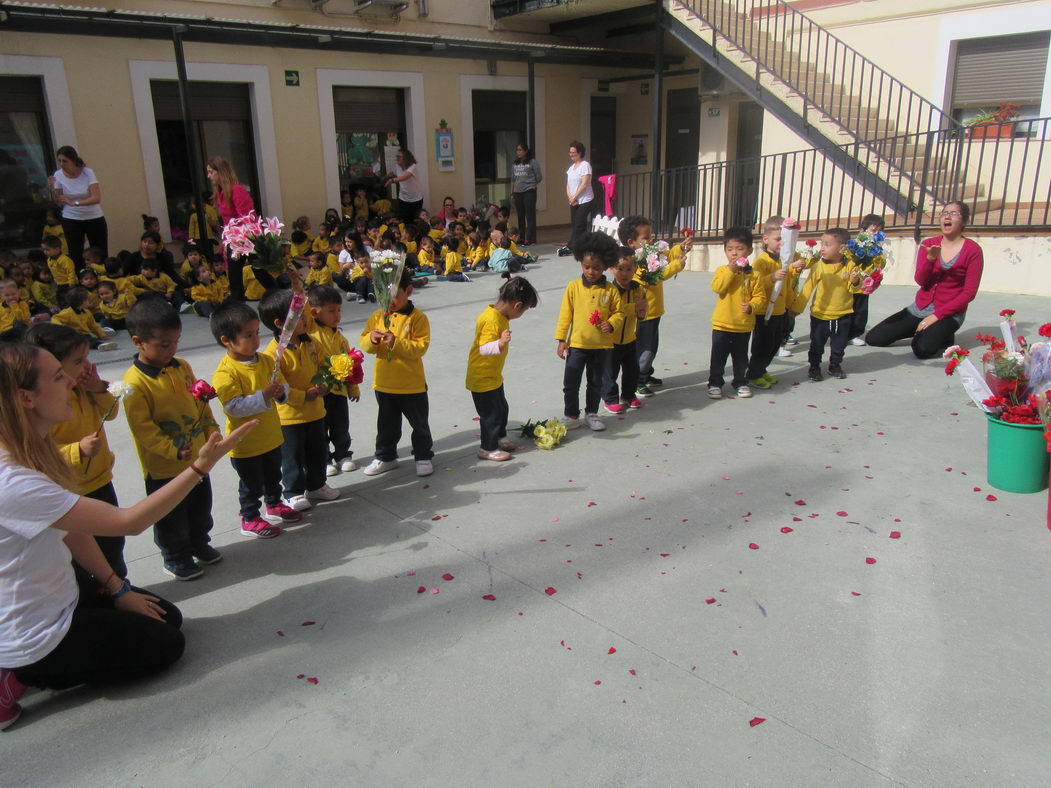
[
  {"xmin": 52, "ymin": 307, "xmax": 105, "ymax": 338},
  {"xmin": 710, "ymin": 264, "xmax": 768, "ymax": 332},
  {"xmin": 511, "ymin": 158, "xmax": 543, "ymax": 193},
  {"xmin": 53, "ymin": 386, "xmax": 117, "ymax": 494},
  {"xmin": 791, "ymin": 259, "xmax": 858, "ymax": 320},
  {"xmin": 913, "ymin": 237, "xmax": 984, "ymax": 320},
  {"xmin": 360, "ymin": 302, "xmax": 430, "ymax": 395},
  {"xmin": 211, "ymin": 353, "xmax": 287, "ymax": 459},
  {"xmin": 554, "ymin": 277, "xmax": 625, "ymax": 350},
  {"xmin": 466, "ymin": 305, "xmax": 510, "ymax": 393}
]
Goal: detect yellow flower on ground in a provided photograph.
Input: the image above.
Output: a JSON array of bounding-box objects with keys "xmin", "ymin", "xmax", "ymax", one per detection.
[
  {"xmin": 329, "ymin": 354, "xmax": 354, "ymax": 380},
  {"xmin": 536, "ymin": 435, "xmax": 556, "ymax": 450}
]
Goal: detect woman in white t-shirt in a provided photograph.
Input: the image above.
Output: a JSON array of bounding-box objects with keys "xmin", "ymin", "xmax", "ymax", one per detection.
[
  {"xmin": 383, "ymin": 148, "xmax": 423, "ymax": 223},
  {"xmin": 49, "ymin": 146, "xmax": 108, "ymax": 269},
  {"xmin": 0, "ymin": 344, "xmax": 255, "ymax": 730},
  {"xmin": 561, "ymin": 141, "xmax": 594, "ymax": 256}
]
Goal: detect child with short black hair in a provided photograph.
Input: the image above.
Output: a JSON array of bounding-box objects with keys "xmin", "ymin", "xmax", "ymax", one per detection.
[
  {"xmin": 179, "ymin": 242, "xmax": 207, "ymax": 284},
  {"xmin": 52, "ymin": 286, "xmax": 118, "ymax": 351},
  {"xmin": 848, "ymin": 213, "xmax": 887, "ymax": 347},
  {"xmin": 307, "ymin": 285, "xmax": 360, "ymax": 477},
  {"xmin": 417, "ymin": 235, "xmax": 436, "ymax": 273},
  {"xmin": 746, "ymin": 216, "xmax": 798, "ymax": 388},
  {"xmin": 77, "ymin": 267, "xmax": 102, "ymax": 315},
  {"xmin": 790, "ymin": 227, "xmax": 860, "ymax": 381},
  {"xmin": 555, "ymin": 232, "xmax": 624, "ymax": 432},
  {"xmin": 603, "ymin": 246, "xmax": 648, "ymax": 414},
  {"xmin": 190, "ymin": 263, "xmax": 227, "ymax": 317},
  {"xmin": 30, "ymin": 264, "xmax": 59, "ymax": 314},
  {"xmin": 210, "ymin": 300, "xmax": 300, "ymax": 537},
  {"xmin": 305, "ymin": 250, "xmax": 334, "ymax": 289},
  {"xmin": 42, "ymin": 207, "xmax": 68, "ymax": 256},
  {"xmin": 439, "ymin": 235, "xmax": 469, "ymax": 282},
  {"xmin": 131, "ymin": 259, "xmax": 183, "ymax": 310},
  {"xmin": 42, "ymin": 235, "xmax": 75, "ymax": 303},
  {"xmin": 122, "ymin": 298, "xmax": 220, "ymax": 579},
  {"xmin": 708, "ymin": 227, "xmax": 767, "ymax": 400},
  {"xmin": 467, "ymin": 276, "xmax": 539, "ymax": 461},
  {"xmin": 97, "ymin": 279, "xmax": 136, "ymax": 332},
  {"xmin": 360, "ymin": 268, "xmax": 433, "ymax": 477},
  {"xmin": 259, "ymin": 288, "xmax": 341, "ymax": 510},
  {"xmin": 346, "ymin": 249, "xmax": 375, "ymax": 303},
  {"xmin": 0, "ymin": 279, "xmax": 31, "ymax": 341}
]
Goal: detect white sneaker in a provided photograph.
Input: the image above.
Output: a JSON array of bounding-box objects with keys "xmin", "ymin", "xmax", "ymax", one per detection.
[
  {"xmin": 363, "ymin": 459, "xmax": 398, "ymax": 476},
  {"xmin": 340, "ymin": 458, "xmax": 358, "ymax": 472},
  {"xmin": 326, "ymin": 462, "xmax": 339, "ymax": 477},
  {"xmin": 285, "ymin": 494, "xmax": 312, "ymax": 511},
  {"xmin": 558, "ymin": 415, "xmax": 581, "ymax": 430},
  {"xmin": 179, "ymin": 302, "xmax": 194, "ymax": 313},
  {"xmin": 415, "ymin": 460, "xmax": 434, "ymax": 477},
  {"xmin": 707, "ymin": 386, "xmax": 723, "ymax": 399},
  {"xmin": 584, "ymin": 413, "xmax": 606, "ymax": 431},
  {"xmin": 97, "ymin": 341, "xmax": 119, "ymax": 352},
  {"xmin": 736, "ymin": 386, "xmax": 753, "ymax": 398},
  {"xmin": 102, "ymin": 326, "xmax": 116, "ymax": 337},
  {"xmin": 785, "ymin": 335, "xmax": 798, "ymax": 346},
  {"xmin": 306, "ymin": 484, "xmax": 341, "ymax": 501},
  {"xmin": 851, "ymin": 337, "xmax": 867, "ymax": 346},
  {"xmin": 777, "ymin": 346, "xmax": 793, "ymax": 357}
]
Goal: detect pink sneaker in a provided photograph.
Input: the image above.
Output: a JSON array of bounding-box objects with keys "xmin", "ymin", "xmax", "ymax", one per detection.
[
  {"xmin": 627, "ymin": 398, "xmax": 643, "ymax": 410},
  {"xmin": 1, "ymin": 668, "xmax": 26, "ymax": 731},
  {"xmin": 603, "ymin": 402, "xmax": 625, "ymax": 415},
  {"xmin": 264, "ymin": 503, "xmax": 303, "ymax": 524},
  {"xmin": 240, "ymin": 517, "xmax": 283, "ymax": 539}
]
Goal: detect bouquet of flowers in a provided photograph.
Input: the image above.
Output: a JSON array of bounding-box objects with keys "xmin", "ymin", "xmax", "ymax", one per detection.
[
  {"xmin": 313, "ymin": 348, "xmax": 365, "ymax": 389},
  {"xmin": 159, "ymin": 379, "xmax": 218, "ymax": 450},
  {"xmin": 847, "ymin": 230, "xmax": 889, "ymax": 294},
  {"xmin": 634, "ymin": 239, "xmax": 671, "ymax": 286},
  {"xmin": 519, "ymin": 418, "xmax": 568, "ymax": 450},
  {"xmin": 371, "ymin": 250, "xmax": 407, "ymax": 361},
  {"xmin": 221, "ymin": 212, "xmax": 286, "ymax": 274}
]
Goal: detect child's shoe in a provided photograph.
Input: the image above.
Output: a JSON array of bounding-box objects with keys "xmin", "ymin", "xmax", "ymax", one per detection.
[
  {"xmin": 828, "ymin": 364, "xmax": 846, "ymax": 379},
  {"xmin": 340, "ymin": 458, "xmax": 358, "ymax": 472},
  {"xmin": 584, "ymin": 413, "xmax": 606, "ymax": 431},
  {"xmin": 808, "ymin": 366, "xmax": 823, "ymax": 382},
  {"xmin": 306, "ymin": 484, "xmax": 341, "ymax": 502},
  {"xmin": 627, "ymin": 398, "xmax": 643, "ymax": 410},
  {"xmin": 415, "ymin": 460, "xmax": 434, "ymax": 477},
  {"xmin": 786, "ymin": 335, "xmax": 798, "ymax": 345},
  {"xmin": 748, "ymin": 377, "xmax": 772, "ymax": 390},
  {"xmin": 477, "ymin": 448, "xmax": 512, "ymax": 462},
  {"xmin": 647, "ymin": 376, "xmax": 663, "ymax": 386},
  {"xmin": 363, "ymin": 459, "xmax": 398, "ymax": 476},
  {"xmin": 497, "ymin": 438, "xmax": 521, "ymax": 452},
  {"xmin": 368, "ymin": 293, "xmax": 377, "ymax": 302},
  {"xmin": 762, "ymin": 372, "xmax": 779, "ymax": 385},
  {"xmin": 285, "ymin": 494, "xmax": 313, "ymax": 511},
  {"xmin": 264, "ymin": 503, "xmax": 303, "ymax": 524},
  {"xmin": 777, "ymin": 346, "xmax": 793, "ymax": 357},
  {"xmin": 240, "ymin": 517, "xmax": 282, "ymax": 539},
  {"xmin": 163, "ymin": 558, "xmax": 204, "ymax": 581},
  {"xmin": 707, "ymin": 386, "xmax": 723, "ymax": 399},
  {"xmin": 102, "ymin": 326, "xmax": 116, "ymax": 337},
  {"xmin": 97, "ymin": 341, "xmax": 119, "ymax": 352},
  {"xmin": 356, "ymin": 296, "xmax": 367, "ymax": 304},
  {"xmin": 603, "ymin": 402, "xmax": 625, "ymax": 415},
  {"xmin": 736, "ymin": 385, "xmax": 753, "ymax": 398},
  {"xmin": 0, "ymin": 668, "xmax": 26, "ymax": 731},
  {"xmin": 557, "ymin": 415, "xmax": 581, "ymax": 430},
  {"xmin": 194, "ymin": 545, "xmax": 223, "ymax": 565},
  {"xmin": 326, "ymin": 461, "xmax": 340, "ymax": 477},
  {"xmin": 850, "ymin": 337, "xmax": 866, "ymax": 346},
  {"xmin": 635, "ymin": 384, "xmax": 655, "ymax": 398}
]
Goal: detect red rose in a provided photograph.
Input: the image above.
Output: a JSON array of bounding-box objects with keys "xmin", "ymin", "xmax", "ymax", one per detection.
[
  {"xmin": 1038, "ymin": 323, "xmax": 1051, "ymax": 338},
  {"xmin": 190, "ymin": 379, "xmax": 218, "ymax": 402},
  {"xmin": 805, "ymin": 239, "xmax": 817, "ymax": 247},
  {"xmin": 681, "ymin": 227, "xmax": 693, "ymax": 236},
  {"xmin": 999, "ymin": 309, "xmax": 1016, "ymax": 317}
]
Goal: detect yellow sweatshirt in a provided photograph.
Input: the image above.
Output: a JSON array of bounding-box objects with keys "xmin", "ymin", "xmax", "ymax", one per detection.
[
  {"xmin": 312, "ymin": 236, "xmax": 331, "ymax": 254},
  {"xmin": 30, "ymin": 281, "xmax": 58, "ymax": 310},
  {"xmin": 613, "ymin": 280, "xmax": 645, "ymax": 345},
  {"xmin": 360, "ymin": 303, "xmax": 429, "ymax": 395},
  {"xmin": 635, "ymin": 243, "xmax": 686, "ymax": 321},
  {"xmin": 242, "ymin": 266, "xmax": 266, "ymax": 301},
  {"xmin": 306, "ymin": 266, "xmax": 334, "ymax": 288},
  {"xmin": 98, "ymin": 293, "xmax": 136, "ymax": 321},
  {"xmin": 349, "ymin": 264, "xmax": 372, "ymax": 282},
  {"xmin": 211, "ymin": 353, "xmax": 285, "ymax": 459},
  {"xmin": 710, "ymin": 264, "xmax": 768, "ymax": 332},
  {"xmin": 791, "ymin": 258, "xmax": 859, "ymax": 320},
  {"xmin": 466, "ymin": 305, "xmax": 510, "ymax": 393},
  {"xmin": 290, "ymin": 238, "xmax": 313, "ymax": 259},
  {"xmin": 53, "ymin": 386, "xmax": 117, "ymax": 494},
  {"xmin": 353, "ymin": 195, "xmax": 369, "ymax": 220},
  {"xmin": 418, "ymin": 248, "xmax": 435, "ymax": 269},
  {"xmin": 191, "ymin": 281, "xmax": 226, "ymax": 305},
  {"xmin": 81, "ymin": 286, "xmax": 101, "ymax": 312},
  {"xmin": 443, "ymin": 251, "xmax": 463, "ymax": 275},
  {"xmin": 122, "ymin": 357, "xmax": 218, "ymax": 480},
  {"xmin": 52, "ymin": 307, "xmax": 105, "ymax": 338},
  {"xmin": 309, "ymin": 324, "xmax": 361, "ymax": 400},
  {"xmin": 428, "ymin": 228, "xmax": 444, "ymax": 243},
  {"xmin": 752, "ymin": 250, "xmax": 801, "ymax": 317},
  {"xmin": 262, "ymin": 336, "xmax": 326, "ymax": 425},
  {"xmin": 99, "ymin": 276, "xmax": 145, "ymax": 297},
  {"xmin": 0, "ymin": 300, "xmax": 30, "ymax": 333},
  {"xmin": 42, "ymin": 223, "xmax": 68, "ymax": 255},
  {"xmin": 554, "ymin": 278, "xmax": 625, "ymax": 350},
  {"xmin": 129, "ymin": 273, "xmax": 176, "ymax": 297},
  {"xmin": 467, "ymin": 242, "xmax": 490, "ymax": 266},
  {"xmin": 47, "ymin": 254, "xmax": 76, "ymax": 287}
]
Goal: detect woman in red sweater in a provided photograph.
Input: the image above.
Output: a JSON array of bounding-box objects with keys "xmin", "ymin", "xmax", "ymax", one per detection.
[
  {"xmin": 207, "ymin": 156, "xmax": 277, "ymax": 301},
  {"xmin": 866, "ymin": 201, "xmax": 983, "ymax": 359}
]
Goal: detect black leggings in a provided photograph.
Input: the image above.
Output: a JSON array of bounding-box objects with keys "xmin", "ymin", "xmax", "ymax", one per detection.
[
  {"xmin": 512, "ymin": 189, "xmax": 538, "ymax": 244},
  {"xmin": 13, "ymin": 573, "xmax": 184, "ymax": 691},
  {"xmin": 568, "ymin": 201, "xmax": 594, "ymax": 250},
  {"xmin": 865, "ymin": 307, "xmax": 960, "ymax": 359},
  {"xmin": 472, "ymin": 386, "xmax": 509, "ymax": 451},
  {"xmin": 61, "ymin": 216, "xmax": 108, "ymax": 270},
  {"xmin": 563, "ymin": 347, "xmax": 610, "ymax": 417}
]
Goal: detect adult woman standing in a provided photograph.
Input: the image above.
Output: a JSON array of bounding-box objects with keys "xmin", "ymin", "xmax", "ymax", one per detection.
[
  {"xmin": 866, "ymin": 202, "xmax": 984, "ymax": 359},
  {"xmin": 383, "ymin": 148, "xmax": 423, "ymax": 223},
  {"xmin": 0, "ymin": 343, "xmax": 254, "ymax": 729},
  {"xmin": 559, "ymin": 141, "xmax": 593, "ymax": 256},
  {"xmin": 207, "ymin": 156, "xmax": 275, "ymax": 301},
  {"xmin": 511, "ymin": 143, "xmax": 542, "ymax": 246},
  {"xmin": 50, "ymin": 146, "xmax": 107, "ymax": 269}
]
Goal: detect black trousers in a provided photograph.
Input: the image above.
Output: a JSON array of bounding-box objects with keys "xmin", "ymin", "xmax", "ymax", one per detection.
[
  {"xmin": 13, "ymin": 572, "xmax": 183, "ymax": 691},
  {"xmin": 100, "ymin": 317, "xmax": 126, "ymax": 332},
  {"xmin": 230, "ymin": 446, "xmax": 283, "ymax": 519},
  {"xmin": 397, "ymin": 198, "xmax": 423, "ymax": 223},
  {"xmin": 61, "ymin": 215, "xmax": 108, "ymax": 270},
  {"xmin": 604, "ymin": 340, "xmax": 640, "ymax": 404},
  {"xmin": 809, "ymin": 315, "xmax": 851, "ymax": 367},
  {"xmin": 353, "ymin": 277, "xmax": 374, "ymax": 299},
  {"xmin": 709, "ymin": 329, "xmax": 750, "ymax": 388},
  {"xmin": 0, "ymin": 324, "xmax": 27, "ymax": 342},
  {"xmin": 746, "ymin": 313, "xmax": 788, "ymax": 379},
  {"xmin": 85, "ymin": 482, "xmax": 126, "ymax": 578},
  {"xmin": 280, "ymin": 418, "xmax": 328, "ymax": 497},
  {"xmin": 865, "ymin": 307, "xmax": 960, "ymax": 360},
  {"xmin": 227, "ymin": 255, "xmax": 278, "ymax": 302},
  {"xmin": 563, "ymin": 347, "xmax": 610, "ymax": 417},
  {"xmin": 144, "ymin": 474, "xmax": 213, "ymax": 564},
  {"xmin": 568, "ymin": 201, "xmax": 594, "ymax": 249},
  {"xmin": 636, "ymin": 317, "xmax": 660, "ymax": 380},
  {"xmin": 512, "ymin": 189, "xmax": 538, "ymax": 243},
  {"xmin": 323, "ymin": 392, "xmax": 352, "ymax": 463},
  {"xmin": 472, "ymin": 386, "xmax": 509, "ymax": 451},
  {"xmin": 848, "ymin": 293, "xmax": 870, "ymax": 340},
  {"xmin": 375, "ymin": 391, "xmax": 433, "ymax": 461}
]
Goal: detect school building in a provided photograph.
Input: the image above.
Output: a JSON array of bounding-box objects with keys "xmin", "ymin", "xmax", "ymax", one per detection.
[{"xmin": 1, "ymin": 0, "xmax": 1049, "ymax": 293}]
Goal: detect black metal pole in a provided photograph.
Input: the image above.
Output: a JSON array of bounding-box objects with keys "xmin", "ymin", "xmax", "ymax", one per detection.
[
  {"xmin": 172, "ymin": 27, "xmax": 212, "ymax": 261},
  {"xmin": 651, "ymin": 0, "xmax": 664, "ymax": 232},
  {"xmin": 526, "ymin": 58, "xmax": 536, "ymax": 152}
]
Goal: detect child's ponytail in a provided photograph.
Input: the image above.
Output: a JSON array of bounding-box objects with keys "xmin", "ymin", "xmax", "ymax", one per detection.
[{"xmin": 497, "ymin": 275, "xmax": 539, "ymax": 308}]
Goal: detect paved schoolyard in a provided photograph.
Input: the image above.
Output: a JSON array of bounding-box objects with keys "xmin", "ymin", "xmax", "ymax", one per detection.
[{"xmin": 4, "ymin": 245, "xmax": 1049, "ymax": 787}]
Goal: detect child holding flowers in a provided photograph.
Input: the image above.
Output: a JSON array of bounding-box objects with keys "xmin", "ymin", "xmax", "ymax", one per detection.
[
  {"xmin": 602, "ymin": 246, "xmax": 648, "ymax": 414},
  {"xmin": 555, "ymin": 232, "xmax": 624, "ymax": 432},
  {"xmin": 466, "ymin": 276, "xmax": 540, "ymax": 461},
  {"xmin": 746, "ymin": 216, "xmax": 797, "ymax": 388},
  {"xmin": 847, "ymin": 213, "xmax": 888, "ymax": 347}
]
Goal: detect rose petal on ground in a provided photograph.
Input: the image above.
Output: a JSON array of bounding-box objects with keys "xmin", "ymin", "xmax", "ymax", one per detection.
[
  {"xmin": 587, "ymin": 501, "xmax": 597, "ymax": 507},
  {"xmin": 706, "ymin": 598, "xmax": 717, "ymax": 604},
  {"xmin": 430, "ymin": 588, "xmax": 440, "ymax": 594},
  {"xmin": 277, "ymin": 631, "xmax": 284, "ymax": 637},
  {"xmin": 431, "ymin": 516, "xmax": 442, "ymax": 521},
  {"xmin": 944, "ymin": 467, "xmax": 952, "ymax": 471},
  {"xmin": 594, "ymin": 680, "xmax": 602, "ymax": 685},
  {"xmin": 482, "ymin": 594, "xmax": 496, "ymax": 601},
  {"xmin": 986, "ymin": 494, "xmax": 998, "ymax": 501},
  {"xmin": 297, "ymin": 673, "xmax": 305, "ymax": 679},
  {"xmin": 836, "ymin": 511, "xmax": 848, "ymax": 517},
  {"xmin": 302, "ymin": 621, "xmax": 316, "ymax": 626},
  {"xmin": 660, "ymin": 553, "xmax": 670, "ymax": 557},
  {"xmin": 889, "ymin": 531, "xmax": 901, "ymax": 539},
  {"xmin": 792, "ymin": 516, "xmax": 802, "ymax": 522},
  {"xmin": 748, "ymin": 543, "xmax": 760, "ymax": 550},
  {"xmin": 749, "ymin": 717, "xmax": 766, "ymax": 727},
  {"xmin": 865, "ymin": 557, "xmax": 877, "ymax": 564},
  {"xmin": 628, "ymin": 669, "xmax": 637, "ymax": 675},
  {"xmin": 416, "ymin": 586, "xmax": 426, "ymax": 593},
  {"xmin": 608, "ymin": 647, "xmax": 617, "ymax": 654},
  {"xmin": 551, "ymin": 517, "xmax": 560, "ymax": 522},
  {"xmin": 307, "ymin": 677, "xmax": 318, "ymax": 685},
  {"xmin": 794, "ymin": 499, "xmax": 806, "ymax": 505},
  {"xmin": 722, "ymin": 476, "xmax": 731, "ymax": 480},
  {"xmin": 406, "ymin": 569, "xmax": 416, "ymax": 576},
  {"xmin": 973, "ymin": 487, "xmax": 981, "ymax": 492},
  {"xmin": 780, "ymin": 527, "xmax": 794, "ymax": 533},
  {"xmin": 422, "ymin": 484, "xmax": 430, "ymax": 489},
  {"xmin": 545, "ymin": 587, "xmax": 557, "ymax": 595},
  {"xmin": 851, "ymin": 591, "xmax": 862, "ymax": 596},
  {"xmin": 442, "ymin": 573, "xmax": 455, "ymax": 581}
]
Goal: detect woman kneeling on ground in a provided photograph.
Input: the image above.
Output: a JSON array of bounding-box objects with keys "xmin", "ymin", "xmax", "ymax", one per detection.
[
  {"xmin": 0, "ymin": 343, "xmax": 254, "ymax": 730},
  {"xmin": 865, "ymin": 201, "xmax": 983, "ymax": 359}
]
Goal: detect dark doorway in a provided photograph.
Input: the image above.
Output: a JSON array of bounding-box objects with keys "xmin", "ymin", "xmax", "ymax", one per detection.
[
  {"xmin": 472, "ymin": 89, "xmax": 526, "ymax": 209},
  {"xmin": 728, "ymin": 101, "xmax": 765, "ymax": 228},
  {"xmin": 590, "ymin": 95, "xmax": 616, "ymax": 217},
  {"xmin": 663, "ymin": 88, "xmax": 700, "ymax": 233}
]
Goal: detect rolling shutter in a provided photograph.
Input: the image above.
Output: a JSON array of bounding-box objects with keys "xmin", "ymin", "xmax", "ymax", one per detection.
[
  {"xmin": 952, "ymin": 32, "xmax": 1049, "ymax": 107},
  {"xmin": 0, "ymin": 76, "xmax": 45, "ymax": 113},
  {"xmin": 332, "ymin": 87, "xmax": 404, "ymax": 133},
  {"xmin": 150, "ymin": 81, "xmax": 252, "ymax": 121}
]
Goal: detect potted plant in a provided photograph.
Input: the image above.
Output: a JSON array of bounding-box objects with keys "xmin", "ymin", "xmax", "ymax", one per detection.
[{"xmin": 966, "ymin": 102, "xmax": 1020, "ymax": 139}]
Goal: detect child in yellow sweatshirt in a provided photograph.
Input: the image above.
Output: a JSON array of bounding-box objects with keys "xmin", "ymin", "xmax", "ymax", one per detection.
[
  {"xmin": 790, "ymin": 227, "xmax": 860, "ymax": 381},
  {"xmin": 96, "ymin": 280, "xmax": 137, "ymax": 332},
  {"xmin": 602, "ymin": 246, "xmax": 648, "ymax": 414},
  {"xmin": 51, "ymin": 286, "xmax": 118, "ymax": 351},
  {"xmin": 359, "ymin": 267, "xmax": 433, "ymax": 478},
  {"xmin": 554, "ymin": 232, "xmax": 624, "ymax": 432},
  {"xmin": 438, "ymin": 235, "xmax": 469, "ymax": 282},
  {"xmin": 707, "ymin": 227, "xmax": 768, "ymax": 400},
  {"xmin": 42, "ymin": 235, "xmax": 75, "ymax": 302},
  {"xmin": 30, "ymin": 265, "xmax": 59, "ymax": 314},
  {"xmin": 746, "ymin": 216, "xmax": 799, "ymax": 388},
  {"xmin": 0, "ymin": 279, "xmax": 32, "ymax": 341},
  {"xmin": 305, "ymin": 251, "xmax": 335, "ymax": 289}
]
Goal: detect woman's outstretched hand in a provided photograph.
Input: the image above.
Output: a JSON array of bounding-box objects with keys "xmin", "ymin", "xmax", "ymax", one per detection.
[{"xmin": 196, "ymin": 421, "xmax": 258, "ymax": 473}]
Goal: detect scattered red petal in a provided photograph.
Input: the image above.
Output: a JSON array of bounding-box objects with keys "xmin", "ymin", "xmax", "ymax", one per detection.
[
  {"xmin": 296, "ymin": 673, "xmax": 305, "ymax": 679},
  {"xmin": 851, "ymin": 591, "xmax": 862, "ymax": 596},
  {"xmin": 302, "ymin": 621, "xmax": 316, "ymax": 626},
  {"xmin": 794, "ymin": 499, "xmax": 806, "ymax": 505},
  {"xmin": 792, "ymin": 516, "xmax": 802, "ymax": 522},
  {"xmin": 836, "ymin": 511, "xmax": 848, "ymax": 517},
  {"xmin": 431, "ymin": 516, "xmax": 442, "ymax": 521},
  {"xmin": 749, "ymin": 717, "xmax": 766, "ymax": 727},
  {"xmin": 587, "ymin": 501, "xmax": 598, "ymax": 507},
  {"xmin": 986, "ymin": 494, "xmax": 998, "ymax": 501},
  {"xmin": 593, "ymin": 680, "xmax": 602, "ymax": 685},
  {"xmin": 780, "ymin": 527, "xmax": 794, "ymax": 534},
  {"xmin": 973, "ymin": 487, "xmax": 981, "ymax": 492},
  {"xmin": 482, "ymin": 594, "xmax": 496, "ymax": 601},
  {"xmin": 748, "ymin": 543, "xmax": 759, "ymax": 550},
  {"xmin": 430, "ymin": 588, "xmax": 440, "ymax": 594},
  {"xmin": 276, "ymin": 631, "xmax": 284, "ymax": 637},
  {"xmin": 422, "ymin": 484, "xmax": 430, "ymax": 489},
  {"xmin": 545, "ymin": 587, "xmax": 557, "ymax": 595},
  {"xmin": 705, "ymin": 597, "xmax": 717, "ymax": 604},
  {"xmin": 659, "ymin": 553, "xmax": 670, "ymax": 557},
  {"xmin": 944, "ymin": 467, "xmax": 952, "ymax": 472},
  {"xmin": 608, "ymin": 647, "xmax": 617, "ymax": 654},
  {"xmin": 889, "ymin": 531, "xmax": 901, "ymax": 539},
  {"xmin": 306, "ymin": 677, "xmax": 318, "ymax": 685},
  {"xmin": 416, "ymin": 586, "xmax": 426, "ymax": 593},
  {"xmin": 865, "ymin": 557, "xmax": 877, "ymax": 564},
  {"xmin": 628, "ymin": 669, "xmax": 636, "ymax": 676},
  {"xmin": 441, "ymin": 573, "xmax": 455, "ymax": 581},
  {"xmin": 732, "ymin": 649, "xmax": 738, "ymax": 655}
]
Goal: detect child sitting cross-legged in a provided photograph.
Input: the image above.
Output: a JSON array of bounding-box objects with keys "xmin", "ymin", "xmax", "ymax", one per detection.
[
  {"xmin": 51, "ymin": 286, "xmax": 118, "ymax": 351},
  {"xmin": 438, "ymin": 235, "xmax": 469, "ymax": 282},
  {"xmin": 0, "ymin": 278, "xmax": 33, "ymax": 342},
  {"xmin": 190, "ymin": 263, "xmax": 228, "ymax": 318}
]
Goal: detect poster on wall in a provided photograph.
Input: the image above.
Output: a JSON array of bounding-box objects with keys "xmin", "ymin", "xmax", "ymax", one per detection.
[{"xmin": 630, "ymin": 134, "xmax": 648, "ymax": 166}]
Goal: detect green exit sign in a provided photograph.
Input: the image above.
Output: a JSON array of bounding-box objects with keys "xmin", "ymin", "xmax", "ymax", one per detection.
[{"xmin": 285, "ymin": 70, "xmax": 300, "ymax": 87}]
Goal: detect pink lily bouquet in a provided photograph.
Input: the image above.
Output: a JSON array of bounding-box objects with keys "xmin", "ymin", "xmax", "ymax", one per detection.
[
  {"xmin": 221, "ymin": 211, "xmax": 287, "ymax": 275},
  {"xmin": 633, "ymin": 239, "xmax": 672, "ymax": 286}
]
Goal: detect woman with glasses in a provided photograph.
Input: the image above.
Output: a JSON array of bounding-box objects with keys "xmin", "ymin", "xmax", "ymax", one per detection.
[{"xmin": 865, "ymin": 201, "xmax": 984, "ymax": 359}]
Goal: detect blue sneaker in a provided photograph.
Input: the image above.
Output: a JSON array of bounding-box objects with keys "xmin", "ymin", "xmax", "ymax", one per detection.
[
  {"xmin": 163, "ymin": 559, "xmax": 204, "ymax": 581},
  {"xmin": 193, "ymin": 545, "xmax": 223, "ymax": 565}
]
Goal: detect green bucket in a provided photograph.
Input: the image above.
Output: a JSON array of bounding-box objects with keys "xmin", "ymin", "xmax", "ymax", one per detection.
[{"xmin": 986, "ymin": 415, "xmax": 1050, "ymax": 494}]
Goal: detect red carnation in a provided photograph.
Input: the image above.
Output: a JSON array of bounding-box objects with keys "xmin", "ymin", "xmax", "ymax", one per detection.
[
  {"xmin": 588, "ymin": 310, "xmax": 602, "ymax": 326},
  {"xmin": 190, "ymin": 379, "xmax": 218, "ymax": 402},
  {"xmin": 1038, "ymin": 323, "xmax": 1051, "ymax": 338},
  {"xmin": 681, "ymin": 227, "xmax": 693, "ymax": 236},
  {"xmin": 999, "ymin": 309, "xmax": 1016, "ymax": 318},
  {"xmin": 944, "ymin": 358, "xmax": 959, "ymax": 376},
  {"xmin": 805, "ymin": 239, "xmax": 817, "ymax": 247}
]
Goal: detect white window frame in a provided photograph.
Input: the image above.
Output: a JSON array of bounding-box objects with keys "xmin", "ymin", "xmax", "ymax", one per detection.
[{"xmin": 0, "ymin": 54, "xmax": 76, "ymax": 152}]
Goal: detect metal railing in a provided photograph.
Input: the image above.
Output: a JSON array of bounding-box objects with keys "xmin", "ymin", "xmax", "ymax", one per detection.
[
  {"xmin": 683, "ymin": 0, "xmax": 960, "ymax": 161},
  {"xmin": 610, "ymin": 117, "xmax": 1051, "ymax": 239}
]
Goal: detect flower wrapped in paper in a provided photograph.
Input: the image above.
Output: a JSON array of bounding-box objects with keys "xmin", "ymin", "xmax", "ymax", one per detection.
[
  {"xmin": 221, "ymin": 211, "xmax": 286, "ymax": 275},
  {"xmin": 371, "ymin": 250, "xmax": 407, "ymax": 361}
]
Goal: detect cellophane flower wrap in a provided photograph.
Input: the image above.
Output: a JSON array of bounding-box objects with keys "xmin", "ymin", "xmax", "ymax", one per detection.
[
  {"xmin": 520, "ymin": 418, "xmax": 568, "ymax": 450},
  {"xmin": 221, "ymin": 212, "xmax": 286, "ymax": 274},
  {"xmin": 634, "ymin": 239, "xmax": 671, "ymax": 286},
  {"xmin": 371, "ymin": 250, "xmax": 406, "ymax": 361}
]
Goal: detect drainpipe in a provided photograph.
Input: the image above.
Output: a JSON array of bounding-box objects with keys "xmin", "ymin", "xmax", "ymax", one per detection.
[
  {"xmin": 650, "ymin": 0, "xmax": 664, "ymax": 233},
  {"xmin": 172, "ymin": 26, "xmax": 212, "ymax": 261},
  {"xmin": 526, "ymin": 57, "xmax": 536, "ymax": 152}
]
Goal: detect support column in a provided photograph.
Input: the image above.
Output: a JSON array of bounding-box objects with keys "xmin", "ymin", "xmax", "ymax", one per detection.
[
  {"xmin": 172, "ymin": 27, "xmax": 212, "ymax": 260},
  {"xmin": 650, "ymin": 0, "xmax": 664, "ymax": 233},
  {"xmin": 526, "ymin": 58, "xmax": 536, "ymax": 151}
]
